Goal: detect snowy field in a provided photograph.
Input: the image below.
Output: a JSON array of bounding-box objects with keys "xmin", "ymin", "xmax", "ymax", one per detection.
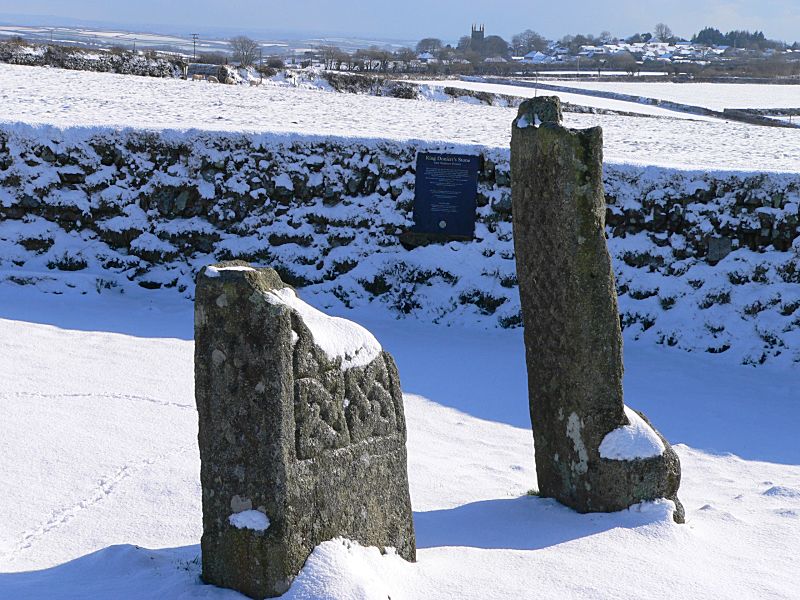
[
  {"xmin": 2, "ymin": 63, "xmax": 800, "ymax": 171},
  {"xmin": 1, "ymin": 286, "xmax": 799, "ymax": 599},
  {"xmin": 413, "ymin": 78, "xmax": 719, "ymax": 120},
  {"xmin": 547, "ymin": 79, "xmax": 800, "ymax": 112},
  {"xmin": 0, "ymin": 24, "xmax": 265, "ymax": 55}
]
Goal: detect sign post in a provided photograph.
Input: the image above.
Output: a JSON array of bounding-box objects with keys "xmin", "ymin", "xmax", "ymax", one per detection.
[{"xmin": 401, "ymin": 152, "xmax": 480, "ymax": 246}]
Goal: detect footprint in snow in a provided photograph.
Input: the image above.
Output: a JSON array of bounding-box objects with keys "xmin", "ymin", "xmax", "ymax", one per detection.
[{"xmin": 697, "ymin": 504, "xmax": 741, "ymax": 522}]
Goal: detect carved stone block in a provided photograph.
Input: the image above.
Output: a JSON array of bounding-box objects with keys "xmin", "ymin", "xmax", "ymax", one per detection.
[{"xmin": 195, "ymin": 261, "xmax": 415, "ymax": 599}]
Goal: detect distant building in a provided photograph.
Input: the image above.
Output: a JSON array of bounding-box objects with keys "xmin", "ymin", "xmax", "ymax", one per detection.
[
  {"xmin": 522, "ymin": 50, "xmax": 548, "ymax": 64},
  {"xmin": 471, "ymin": 24, "xmax": 485, "ymax": 47}
]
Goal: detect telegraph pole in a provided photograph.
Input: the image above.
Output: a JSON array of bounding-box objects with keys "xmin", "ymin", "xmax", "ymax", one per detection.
[{"xmin": 191, "ymin": 33, "xmax": 199, "ymax": 62}]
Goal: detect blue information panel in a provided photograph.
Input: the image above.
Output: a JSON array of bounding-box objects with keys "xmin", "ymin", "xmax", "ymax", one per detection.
[{"xmin": 412, "ymin": 152, "xmax": 480, "ymax": 239}]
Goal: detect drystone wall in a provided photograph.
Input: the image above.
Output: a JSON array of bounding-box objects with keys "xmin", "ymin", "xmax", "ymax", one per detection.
[
  {"xmin": 0, "ymin": 42, "xmax": 181, "ymax": 77},
  {"xmin": 0, "ymin": 123, "xmax": 798, "ymax": 365}
]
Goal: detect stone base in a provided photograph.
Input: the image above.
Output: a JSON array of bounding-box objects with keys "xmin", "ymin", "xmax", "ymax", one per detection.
[{"xmin": 538, "ymin": 408, "xmax": 684, "ymax": 524}]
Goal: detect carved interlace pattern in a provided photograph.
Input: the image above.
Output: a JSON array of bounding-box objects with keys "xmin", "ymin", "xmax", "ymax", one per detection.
[{"xmin": 293, "ymin": 344, "xmax": 400, "ymax": 460}]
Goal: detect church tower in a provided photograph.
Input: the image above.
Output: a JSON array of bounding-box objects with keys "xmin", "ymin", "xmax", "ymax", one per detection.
[{"xmin": 471, "ymin": 24, "xmax": 485, "ymax": 46}]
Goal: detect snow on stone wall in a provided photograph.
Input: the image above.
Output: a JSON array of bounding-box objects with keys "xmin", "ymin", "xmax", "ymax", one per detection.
[
  {"xmin": 0, "ymin": 123, "xmax": 798, "ymax": 365},
  {"xmin": 0, "ymin": 41, "xmax": 181, "ymax": 78}
]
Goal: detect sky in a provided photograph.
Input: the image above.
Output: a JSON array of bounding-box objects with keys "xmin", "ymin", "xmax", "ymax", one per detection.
[{"xmin": 0, "ymin": 0, "xmax": 797, "ymax": 43}]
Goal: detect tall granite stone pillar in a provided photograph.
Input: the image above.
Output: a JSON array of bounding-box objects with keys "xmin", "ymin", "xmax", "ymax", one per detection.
[
  {"xmin": 510, "ymin": 97, "xmax": 684, "ymax": 523},
  {"xmin": 195, "ymin": 261, "xmax": 416, "ymax": 599}
]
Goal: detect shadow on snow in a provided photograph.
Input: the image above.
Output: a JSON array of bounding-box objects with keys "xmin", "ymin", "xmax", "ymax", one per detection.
[
  {"xmin": 0, "ymin": 496, "xmax": 670, "ymax": 598},
  {"xmin": 413, "ymin": 494, "xmax": 672, "ymax": 550},
  {"xmin": 0, "ymin": 544, "xmax": 243, "ymax": 600},
  {"xmin": 2, "ymin": 284, "xmax": 799, "ymax": 465}
]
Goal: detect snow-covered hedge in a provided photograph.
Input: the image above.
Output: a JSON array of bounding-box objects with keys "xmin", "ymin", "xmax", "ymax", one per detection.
[
  {"xmin": 0, "ymin": 41, "xmax": 181, "ymax": 78},
  {"xmin": 0, "ymin": 123, "xmax": 798, "ymax": 365}
]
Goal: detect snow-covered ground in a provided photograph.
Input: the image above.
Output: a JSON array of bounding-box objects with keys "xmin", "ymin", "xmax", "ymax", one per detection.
[
  {"xmin": 1, "ymin": 286, "xmax": 799, "ymax": 599},
  {"xmin": 1, "ymin": 60, "xmax": 799, "ymax": 599},
  {"xmin": 548, "ymin": 80, "xmax": 800, "ymax": 112},
  {"xmin": 2, "ymin": 63, "xmax": 800, "ymax": 171},
  {"xmin": 412, "ymin": 78, "xmax": 720, "ymax": 120}
]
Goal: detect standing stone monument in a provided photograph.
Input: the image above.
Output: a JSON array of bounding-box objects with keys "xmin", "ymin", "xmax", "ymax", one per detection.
[
  {"xmin": 195, "ymin": 261, "xmax": 416, "ymax": 599},
  {"xmin": 510, "ymin": 97, "xmax": 684, "ymax": 523}
]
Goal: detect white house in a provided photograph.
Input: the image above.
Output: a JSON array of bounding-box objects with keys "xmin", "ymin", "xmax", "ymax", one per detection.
[{"xmin": 521, "ymin": 50, "xmax": 548, "ymax": 64}]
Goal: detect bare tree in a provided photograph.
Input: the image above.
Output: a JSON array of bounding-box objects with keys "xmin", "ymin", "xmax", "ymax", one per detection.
[
  {"xmin": 608, "ymin": 51, "xmax": 639, "ymax": 76},
  {"xmin": 346, "ymin": 52, "xmax": 362, "ymax": 71},
  {"xmin": 436, "ymin": 46, "xmax": 455, "ymax": 62},
  {"xmin": 511, "ymin": 30, "xmax": 548, "ymax": 55},
  {"xmin": 457, "ymin": 36, "xmax": 473, "ymax": 51},
  {"xmin": 354, "ymin": 46, "xmax": 390, "ymax": 72},
  {"xmin": 355, "ymin": 49, "xmax": 381, "ymax": 71},
  {"xmin": 393, "ymin": 47, "xmax": 416, "ymax": 70},
  {"xmin": 229, "ymin": 36, "xmax": 260, "ymax": 67},
  {"xmin": 333, "ymin": 49, "xmax": 349, "ymax": 70},
  {"xmin": 416, "ymin": 38, "xmax": 443, "ymax": 53},
  {"xmin": 198, "ymin": 51, "xmax": 227, "ymax": 65},
  {"xmin": 395, "ymin": 47, "xmax": 416, "ymax": 62},
  {"xmin": 319, "ymin": 45, "xmax": 341, "ymax": 70},
  {"xmin": 372, "ymin": 47, "xmax": 391, "ymax": 72},
  {"xmin": 482, "ymin": 35, "xmax": 510, "ymax": 58},
  {"xmin": 559, "ymin": 33, "xmax": 601, "ymax": 54},
  {"xmin": 653, "ymin": 23, "xmax": 674, "ymax": 43}
]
